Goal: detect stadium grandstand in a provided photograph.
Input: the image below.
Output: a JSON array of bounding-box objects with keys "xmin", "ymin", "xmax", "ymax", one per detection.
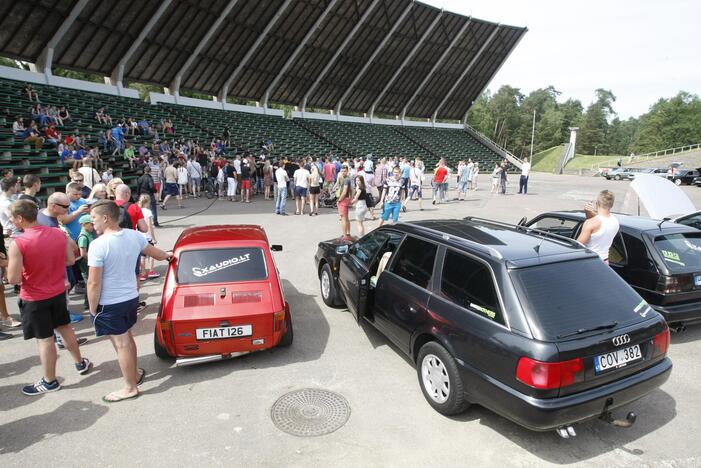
[{"xmin": 0, "ymin": 0, "xmax": 526, "ymax": 199}]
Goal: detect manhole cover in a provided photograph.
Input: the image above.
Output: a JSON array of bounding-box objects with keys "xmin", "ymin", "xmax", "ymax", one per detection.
[{"xmin": 271, "ymin": 388, "xmax": 351, "ymax": 437}]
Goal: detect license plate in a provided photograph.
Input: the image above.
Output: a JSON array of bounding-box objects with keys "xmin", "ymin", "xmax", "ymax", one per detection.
[
  {"xmin": 694, "ymin": 275, "xmax": 701, "ymax": 287},
  {"xmin": 196, "ymin": 325, "xmax": 252, "ymax": 340},
  {"xmin": 594, "ymin": 345, "xmax": 641, "ymax": 374}
]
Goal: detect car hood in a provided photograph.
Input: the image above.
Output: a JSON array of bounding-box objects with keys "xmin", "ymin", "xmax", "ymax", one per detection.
[{"xmin": 622, "ymin": 174, "xmax": 696, "ymax": 219}]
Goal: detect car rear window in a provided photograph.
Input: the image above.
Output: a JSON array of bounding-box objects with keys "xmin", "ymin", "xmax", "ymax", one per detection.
[
  {"xmin": 177, "ymin": 248, "xmax": 268, "ymax": 284},
  {"xmin": 510, "ymin": 258, "xmax": 645, "ymax": 341},
  {"xmin": 654, "ymin": 233, "xmax": 701, "ymax": 271}
]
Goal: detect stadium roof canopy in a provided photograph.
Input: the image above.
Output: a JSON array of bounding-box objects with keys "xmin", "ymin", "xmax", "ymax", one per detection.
[{"xmin": 0, "ymin": 0, "xmax": 526, "ymax": 121}]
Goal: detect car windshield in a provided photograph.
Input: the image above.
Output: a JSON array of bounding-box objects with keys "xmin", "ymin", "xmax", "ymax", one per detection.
[
  {"xmin": 510, "ymin": 258, "xmax": 646, "ymax": 341},
  {"xmin": 177, "ymin": 247, "xmax": 268, "ymax": 284},
  {"xmin": 654, "ymin": 233, "xmax": 701, "ymax": 272}
]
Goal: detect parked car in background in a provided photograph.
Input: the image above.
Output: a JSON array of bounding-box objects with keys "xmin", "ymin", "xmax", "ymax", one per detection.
[
  {"xmin": 605, "ymin": 167, "xmax": 648, "ymax": 181},
  {"xmin": 668, "ymin": 168, "xmax": 701, "ymax": 185},
  {"xmin": 155, "ymin": 225, "xmax": 292, "ymax": 366},
  {"xmin": 315, "ymin": 219, "xmax": 671, "ymax": 436},
  {"xmin": 524, "ymin": 211, "xmax": 701, "ymax": 330}
]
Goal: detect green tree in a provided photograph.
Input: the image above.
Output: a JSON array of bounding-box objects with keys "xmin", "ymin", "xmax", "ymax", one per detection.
[
  {"xmin": 578, "ymin": 89, "xmax": 616, "ymax": 155},
  {"xmin": 633, "ymin": 92, "xmax": 701, "ymax": 153}
]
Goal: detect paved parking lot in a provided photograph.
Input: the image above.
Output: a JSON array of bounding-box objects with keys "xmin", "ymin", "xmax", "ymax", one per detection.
[{"xmin": 1, "ymin": 172, "xmax": 700, "ymax": 467}]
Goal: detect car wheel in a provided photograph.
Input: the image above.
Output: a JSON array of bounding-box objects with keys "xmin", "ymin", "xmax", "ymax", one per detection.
[
  {"xmin": 417, "ymin": 342, "xmax": 469, "ymax": 415},
  {"xmin": 675, "ymin": 178, "xmax": 683, "ymax": 186},
  {"xmin": 279, "ymin": 311, "xmax": 293, "ymax": 347},
  {"xmin": 614, "ymin": 175, "xmax": 621, "ymax": 180},
  {"xmin": 320, "ymin": 263, "xmax": 343, "ymax": 307},
  {"xmin": 154, "ymin": 331, "xmax": 173, "ymax": 359}
]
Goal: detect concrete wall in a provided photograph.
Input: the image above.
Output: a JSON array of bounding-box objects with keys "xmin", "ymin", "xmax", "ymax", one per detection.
[
  {"xmin": 148, "ymin": 92, "xmax": 285, "ymax": 117},
  {"xmin": 0, "ymin": 66, "xmax": 140, "ymax": 99},
  {"xmin": 292, "ymin": 110, "xmax": 463, "ymax": 129}
]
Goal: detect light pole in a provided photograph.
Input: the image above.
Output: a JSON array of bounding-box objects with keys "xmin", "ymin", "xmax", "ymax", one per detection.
[{"xmin": 529, "ymin": 109, "xmax": 536, "ymax": 160}]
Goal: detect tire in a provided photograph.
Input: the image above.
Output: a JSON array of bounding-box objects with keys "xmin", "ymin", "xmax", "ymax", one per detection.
[
  {"xmin": 320, "ymin": 263, "xmax": 343, "ymax": 307},
  {"xmin": 154, "ymin": 331, "xmax": 173, "ymax": 360},
  {"xmin": 417, "ymin": 342, "xmax": 469, "ymax": 415},
  {"xmin": 675, "ymin": 178, "xmax": 683, "ymax": 186},
  {"xmin": 278, "ymin": 311, "xmax": 293, "ymax": 347},
  {"xmin": 614, "ymin": 175, "xmax": 621, "ymax": 181}
]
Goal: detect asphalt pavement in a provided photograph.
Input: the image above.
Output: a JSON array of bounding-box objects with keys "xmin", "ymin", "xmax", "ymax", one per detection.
[{"xmin": 1, "ymin": 172, "xmax": 700, "ymax": 467}]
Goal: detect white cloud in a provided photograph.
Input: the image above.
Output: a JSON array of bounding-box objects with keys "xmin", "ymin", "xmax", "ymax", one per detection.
[{"xmin": 421, "ymin": 0, "xmax": 701, "ymax": 118}]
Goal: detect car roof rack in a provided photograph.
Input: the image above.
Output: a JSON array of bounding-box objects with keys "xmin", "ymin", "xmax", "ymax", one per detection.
[
  {"xmin": 463, "ymin": 216, "xmax": 585, "ymax": 250},
  {"xmin": 407, "ymin": 222, "xmax": 504, "ymax": 259}
]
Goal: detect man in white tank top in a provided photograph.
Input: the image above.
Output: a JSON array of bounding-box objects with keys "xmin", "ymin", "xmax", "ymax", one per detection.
[{"xmin": 576, "ymin": 190, "xmax": 620, "ymax": 263}]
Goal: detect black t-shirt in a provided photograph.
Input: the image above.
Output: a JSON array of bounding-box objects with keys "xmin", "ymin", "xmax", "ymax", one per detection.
[
  {"xmin": 225, "ymin": 165, "xmax": 236, "ymax": 178},
  {"xmin": 19, "ymin": 193, "xmax": 42, "ymax": 208},
  {"xmin": 285, "ymin": 162, "xmax": 299, "ymax": 179},
  {"xmin": 241, "ymin": 165, "xmax": 251, "ymax": 180}
]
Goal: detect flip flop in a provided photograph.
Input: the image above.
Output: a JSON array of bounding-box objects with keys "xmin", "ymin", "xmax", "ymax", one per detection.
[
  {"xmin": 102, "ymin": 391, "xmax": 139, "ymax": 403},
  {"xmin": 136, "ymin": 368, "xmax": 146, "ymax": 386}
]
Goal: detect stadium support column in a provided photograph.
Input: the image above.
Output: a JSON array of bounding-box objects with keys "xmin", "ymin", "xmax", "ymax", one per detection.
[
  {"xmin": 399, "ymin": 18, "xmax": 471, "ymax": 121},
  {"xmin": 369, "ymin": 10, "xmax": 443, "ymax": 120},
  {"xmin": 170, "ymin": 0, "xmax": 240, "ymax": 100},
  {"xmin": 262, "ymin": 0, "xmax": 339, "ymax": 109},
  {"xmin": 110, "ymin": 0, "xmax": 173, "ymax": 92},
  {"xmin": 431, "ymin": 24, "xmax": 500, "ymax": 123},
  {"xmin": 333, "ymin": 2, "xmax": 414, "ymax": 116},
  {"xmin": 218, "ymin": 0, "xmax": 293, "ymax": 107},
  {"xmin": 34, "ymin": 0, "xmax": 90, "ymax": 83},
  {"xmin": 300, "ymin": 0, "xmax": 380, "ymax": 114}
]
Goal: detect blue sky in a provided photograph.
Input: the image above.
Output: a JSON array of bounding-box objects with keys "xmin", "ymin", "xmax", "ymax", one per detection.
[{"xmin": 422, "ymin": 0, "xmax": 700, "ymax": 119}]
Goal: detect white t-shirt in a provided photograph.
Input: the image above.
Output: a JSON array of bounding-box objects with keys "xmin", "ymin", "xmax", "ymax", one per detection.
[
  {"xmin": 293, "ymin": 168, "xmax": 310, "ymax": 188},
  {"xmin": 521, "ymin": 162, "xmax": 531, "ymax": 177},
  {"xmin": 78, "ymin": 167, "xmax": 100, "ymax": 188},
  {"xmin": 275, "ymin": 167, "xmax": 288, "ymax": 186},
  {"xmin": 177, "ymin": 167, "xmax": 188, "ymax": 185},
  {"xmin": 0, "ymin": 194, "xmax": 16, "ymax": 235},
  {"xmin": 233, "ymin": 159, "xmax": 242, "ymax": 174},
  {"xmin": 410, "ymin": 167, "xmax": 424, "ymax": 186},
  {"xmin": 187, "ymin": 160, "xmax": 202, "ymax": 179},
  {"xmin": 141, "ymin": 208, "xmax": 153, "ymax": 242},
  {"xmin": 88, "ymin": 229, "xmax": 148, "ymax": 305}
]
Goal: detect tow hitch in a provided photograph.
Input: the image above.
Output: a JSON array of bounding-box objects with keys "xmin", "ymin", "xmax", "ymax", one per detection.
[{"xmin": 600, "ymin": 410, "xmax": 637, "ymax": 428}]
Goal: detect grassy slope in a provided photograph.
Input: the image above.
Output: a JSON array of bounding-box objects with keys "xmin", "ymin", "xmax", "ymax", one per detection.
[
  {"xmin": 565, "ymin": 155, "xmax": 621, "ymax": 170},
  {"xmin": 531, "ymin": 145, "xmax": 564, "ymax": 172}
]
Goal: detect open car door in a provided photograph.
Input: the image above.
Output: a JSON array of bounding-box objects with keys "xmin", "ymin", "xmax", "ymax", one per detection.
[{"xmin": 338, "ymin": 231, "xmax": 393, "ymax": 321}]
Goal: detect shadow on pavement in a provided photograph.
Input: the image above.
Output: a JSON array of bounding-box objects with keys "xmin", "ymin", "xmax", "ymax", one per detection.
[
  {"xmin": 0, "ymin": 400, "xmax": 108, "ymax": 454},
  {"xmin": 63, "ymin": 280, "xmax": 330, "ymax": 395}
]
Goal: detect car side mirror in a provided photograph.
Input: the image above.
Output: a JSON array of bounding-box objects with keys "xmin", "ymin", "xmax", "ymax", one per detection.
[
  {"xmin": 517, "ymin": 216, "xmax": 527, "ymax": 226},
  {"xmin": 271, "ymin": 244, "xmax": 283, "ymax": 252},
  {"xmin": 645, "ymin": 259, "xmax": 657, "ymax": 272}
]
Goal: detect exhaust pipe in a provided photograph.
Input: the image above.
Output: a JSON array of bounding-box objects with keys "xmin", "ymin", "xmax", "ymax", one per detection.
[
  {"xmin": 669, "ymin": 323, "xmax": 687, "ymax": 333},
  {"xmin": 175, "ymin": 351, "xmax": 250, "ymax": 367},
  {"xmin": 600, "ymin": 411, "xmax": 637, "ymax": 428},
  {"xmin": 555, "ymin": 425, "xmax": 576, "ymax": 438}
]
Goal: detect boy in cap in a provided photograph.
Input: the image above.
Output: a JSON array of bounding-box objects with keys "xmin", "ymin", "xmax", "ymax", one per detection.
[{"xmin": 77, "ymin": 214, "xmax": 95, "ymax": 311}]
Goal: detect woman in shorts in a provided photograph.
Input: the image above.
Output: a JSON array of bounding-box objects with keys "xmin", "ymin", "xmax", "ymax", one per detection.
[
  {"xmin": 176, "ymin": 162, "xmax": 189, "ymax": 198},
  {"xmin": 351, "ymin": 175, "xmax": 369, "ymax": 236},
  {"xmin": 308, "ymin": 164, "xmax": 321, "ymax": 216}
]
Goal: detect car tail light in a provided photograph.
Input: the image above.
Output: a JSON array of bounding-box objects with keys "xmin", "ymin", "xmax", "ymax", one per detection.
[
  {"xmin": 657, "ymin": 275, "xmax": 693, "ymax": 294},
  {"xmin": 274, "ymin": 309, "xmax": 285, "ymax": 332},
  {"xmin": 516, "ymin": 357, "xmax": 585, "ymax": 390},
  {"xmin": 652, "ymin": 328, "xmax": 670, "ymax": 356}
]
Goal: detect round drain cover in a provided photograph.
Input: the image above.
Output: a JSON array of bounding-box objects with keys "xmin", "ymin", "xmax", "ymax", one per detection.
[{"xmin": 271, "ymin": 388, "xmax": 351, "ymax": 437}]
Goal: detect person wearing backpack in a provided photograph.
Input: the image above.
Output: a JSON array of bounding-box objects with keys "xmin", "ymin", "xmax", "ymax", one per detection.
[{"xmin": 114, "ymin": 184, "xmax": 147, "ymax": 233}]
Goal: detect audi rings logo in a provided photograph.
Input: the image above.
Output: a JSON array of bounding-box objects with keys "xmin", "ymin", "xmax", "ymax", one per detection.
[{"xmin": 612, "ymin": 334, "xmax": 631, "ymax": 346}]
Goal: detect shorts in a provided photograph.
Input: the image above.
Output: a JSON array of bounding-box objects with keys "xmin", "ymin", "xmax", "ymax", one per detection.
[
  {"xmin": 241, "ymin": 179, "xmax": 251, "ymax": 190},
  {"xmin": 93, "ymin": 297, "xmax": 140, "ymax": 336},
  {"xmin": 164, "ymin": 182, "xmax": 179, "ymax": 196},
  {"xmin": 337, "ymin": 198, "xmax": 350, "ymax": 217},
  {"xmin": 381, "ymin": 202, "xmax": 401, "ymax": 223},
  {"xmin": 409, "ymin": 184, "xmax": 422, "ymax": 199},
  {"xmin": 20, "ymin": 293, "xmax": 69, "ymax": 340},
  {"xmin": 309, "ymin": 186, "xmax": 321, "ymax": 195},
  {"xmin": 294, "ymin": 186, "xmax": 308, "ymax": 198},
  {"xmin": 191, "ymin": 177, "xmax": 201, "ymax": 185},
  {"xmin": 355, "ymin": 200, "xmax": 367, "ymax": 221},
  {"xmin": 154, "ymin": 182, "xmax": 161, "ymax": 194},
  {"xmin": 458, "ymin": 181, "xmax": 468, "ymax": 193}
]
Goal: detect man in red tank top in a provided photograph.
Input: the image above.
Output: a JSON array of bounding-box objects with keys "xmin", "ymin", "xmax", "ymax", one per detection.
[{"xmin": 8, "ymin": 200, "xmax": 92, "ymax": 396}]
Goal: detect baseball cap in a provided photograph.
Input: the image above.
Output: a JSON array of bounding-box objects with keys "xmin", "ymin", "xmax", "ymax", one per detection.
[{"xmin": 78, "ymin": 214, "xmax": 93, "ymax": 224}]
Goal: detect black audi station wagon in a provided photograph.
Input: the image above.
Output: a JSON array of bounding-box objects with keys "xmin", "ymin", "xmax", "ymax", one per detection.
[
  {"xmin": 315, "ymin": 219, "xmax": 672, "ymax": 435},
  {"xmin": 524, "ymin": 211, "xmax": 701, "ymax": 329}
]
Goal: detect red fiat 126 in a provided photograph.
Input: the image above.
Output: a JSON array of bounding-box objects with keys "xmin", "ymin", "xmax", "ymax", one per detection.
[{"xmin": 154, "ymin": 225, "xmax": 292, "ymax": 365}]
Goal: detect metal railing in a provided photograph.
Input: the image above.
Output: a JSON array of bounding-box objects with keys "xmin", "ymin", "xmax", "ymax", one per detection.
[
  {"xmin": 463, "ymin": 123, "xmax": 523, "ymax": 169},
  {"xmin": 591, "ymin": 143, "xmax": 701, "ymax": 171}
]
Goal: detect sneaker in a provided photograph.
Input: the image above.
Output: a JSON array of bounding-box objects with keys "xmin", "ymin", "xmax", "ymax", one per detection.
[
  {"xmin": 75, "ymin": 358, "xmax": 93, "ymax": 375},
  {"xmin": 69, "ymin": 313, "xmax": 83, "ymax": 324},
  {"xmin": 57, "ymin": 337, "xmax": 88, "ymax": 350},
  {"xmin": 138, "ymin": 274, "xmax": 147, "ymax": 281},
  {"xmin": 2, "ymin": 317, "xmax": 21, "ymax": 328},
  {"xmin": 147, "ymin": 271, "xmax": 160, "ymax": 279},
  {"xmin": 73, "ymin": 284, "xmax": 86, "ymax": 295},
  {"xmin": 0, "ymin": 331, "xmax": 13, "ymax": 340},
  {"xmin": 137, "ymin": 301, "xmax": 147, "ymax": 312},
  {"xmin": 22, "ymin": 377, "xmax": 61, "ymax": 396}
]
